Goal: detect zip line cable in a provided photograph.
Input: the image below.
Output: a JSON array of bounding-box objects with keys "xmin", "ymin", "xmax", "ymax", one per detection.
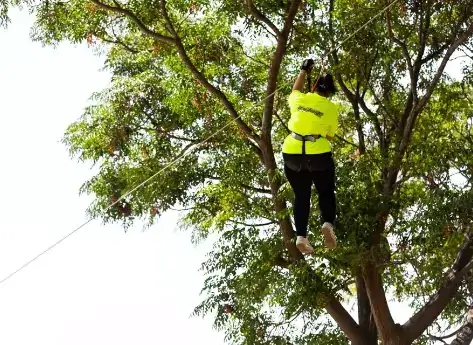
[{"xmin": 0, "ymin": 0, "xmax": 401, "ymax": 286}]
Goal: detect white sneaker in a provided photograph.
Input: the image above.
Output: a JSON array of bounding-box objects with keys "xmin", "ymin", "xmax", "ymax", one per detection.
[
  {"xmin": 321, "ymin": 222, "xmax": 337, "ymax": 249},
  {"xmin": 296, "ymin": 236, "xmax": 314, "ymax": 254}
]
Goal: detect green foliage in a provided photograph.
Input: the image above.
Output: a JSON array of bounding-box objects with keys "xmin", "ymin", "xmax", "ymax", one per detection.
[{"xmin": 3, "ymin": 0, "xmax": 473, "ymax": 344}]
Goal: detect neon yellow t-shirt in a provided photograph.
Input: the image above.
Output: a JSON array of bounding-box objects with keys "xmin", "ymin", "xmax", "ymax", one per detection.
[{"xmin": 282, "ymin": 90, "xmax": 339, "ymax": 154}]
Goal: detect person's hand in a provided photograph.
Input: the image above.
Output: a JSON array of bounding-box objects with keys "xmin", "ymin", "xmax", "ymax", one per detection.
[{"xmin": 300, "ymin": 58, "xmax": 314, "ymax": 72}]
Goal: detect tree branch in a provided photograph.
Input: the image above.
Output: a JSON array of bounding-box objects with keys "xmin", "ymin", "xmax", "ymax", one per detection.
[
  {"xmin": 229, "ymin": 219, "xmax": 277, "ymax": 227},
  {"xmin": 353, "ymin": 86, "xmax": 366, "ymax": 154},
  {"xmin": 273, "ymin": 255, "xmax": 290, "ymax": 269},
  {"xmin": 335, "ymin": 134, "xmax": 359, "ymax": 148},
  {"xmin": 385, "ymin": 1, "xmax": 415, "ymax": 102},
  {"xmin": 246, "ymin": 0, "xmax": 282, "ymax": 38},
  {"xmin": 416, "ymin": 23, "xmax": 473, "ymax": 112},
  {"xmin": 235, "ymin": 40, "xmax": 270, "ymax": 68},
  {"xmin": 356, "ymin": 271, "xmax": 377, "ymax": 345},
  {"xmin": 158, "ymin": 0, "xmax": 261, "ymax": 145},
  {"xmin": 420, "ymin": 43, "xmax": 450, "ymax": 64},
  {"xmin": 99, "ymin": 35, "xmax": 140, "ymax": 53},
  {"xmin": 90, "ymin": 0, "xmax": 174, "ymax": 44},
  {"xmin": 256, "ymin": 0, "xmax": 301, "ymax": 268},
  {"xmin": 325, "ymin": 297, "xmax": 367, "ymax": 345},
  {"xmin": 403, "ymin": 236, "xmax": 473, "ymax": 343},
  {"xmin": 260, "ymin": 0, "xmax": 301, "ymax": 141},
  {"xmin": 429, "ymin": 323, "xmax": 465, "ymax": 342},
  {"xmin": 386, "ymin": 22, "xmax": 473, "ymax": 199},
  {"xmin": 240, "ymin": 183, "xmax": 272, "ymax": 195},
  {"xmin": 359, "ymin": 95, "xmax": 383, "ymax": 144},
  {"xmin": 362, "ymin": 260, "xmax": 399, "ymax": 344}
]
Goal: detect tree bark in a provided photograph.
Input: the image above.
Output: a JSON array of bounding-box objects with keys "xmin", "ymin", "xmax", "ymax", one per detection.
[
  {"xmin": 356, "ymin": 272, "xmax": 377, "ymax": 345},
  {"xmin": 261, "ymin": 0, "xmax": 302, "ymax": 141},
  {"xmin": 325, "ymin": 297, "xmax": 367, "ymax": 345},
  {"xmin": 451, "ymin": 309, "xmax": 473, "ymax": 345},
  {"xmin": 363, "ymin": 260, "xmax": 402, "ymax": 344}
]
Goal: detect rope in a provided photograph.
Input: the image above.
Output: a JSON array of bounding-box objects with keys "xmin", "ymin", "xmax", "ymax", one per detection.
[{"xmin": 0, "ymin": 0, "xmax": 401, "ymax": 287}]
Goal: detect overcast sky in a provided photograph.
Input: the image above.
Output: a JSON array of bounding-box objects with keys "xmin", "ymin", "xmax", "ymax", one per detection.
[
  {"xmin": 0, "ymin": 9, "xmax": 223, "ymax": 345},
  {"xmin": 0, "ymin": 7, "xmax": 465, "ymax": 345}
]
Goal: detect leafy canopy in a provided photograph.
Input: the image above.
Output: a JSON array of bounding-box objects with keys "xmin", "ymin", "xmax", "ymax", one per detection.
[{"xmin": 2, "ymin": 0, "xmax": 473, "ymax": 344}]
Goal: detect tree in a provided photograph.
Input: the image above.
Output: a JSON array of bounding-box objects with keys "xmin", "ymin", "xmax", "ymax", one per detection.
[{"xmin": 2, "ymin": 0, "xmax": 473, "ymax": 344}]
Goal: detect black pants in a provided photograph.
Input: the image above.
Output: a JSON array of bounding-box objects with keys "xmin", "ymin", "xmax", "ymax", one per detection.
[{"xmin": 283, "ymin": 152, "xmax": 336, "ymax": 237}]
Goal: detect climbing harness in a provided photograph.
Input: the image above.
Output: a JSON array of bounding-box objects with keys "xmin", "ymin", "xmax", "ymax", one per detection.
[
  {"xmin": 0, "ymin": 0, "xmax": 402, "ymax": 286},
  {"xmin": 291, "ymin": 133, "xmax": 322, "ymax": 155}
]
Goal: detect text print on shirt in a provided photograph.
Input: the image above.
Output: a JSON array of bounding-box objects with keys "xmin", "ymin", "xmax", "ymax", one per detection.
[{"xmin": 297, "ymin": 105, "xmax": 323, "ymax": 117}]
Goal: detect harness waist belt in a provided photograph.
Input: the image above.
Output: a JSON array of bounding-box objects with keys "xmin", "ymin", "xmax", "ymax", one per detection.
[
  {"xmin": 291, "ymin": 132, "xmax": 323, "ymax": 155},
  {"xmin": 291, "ymin": 132, "xmax": 321, "ymax": 142}
]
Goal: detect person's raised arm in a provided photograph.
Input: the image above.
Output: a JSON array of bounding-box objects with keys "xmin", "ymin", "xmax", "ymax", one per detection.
[
  {"xmin": 292, "ymin": 70, "xmax": 307, "ymax": 92},
  {"xmin": 293, "ymin": 59, "xmax": 314, "ymax": 92}
]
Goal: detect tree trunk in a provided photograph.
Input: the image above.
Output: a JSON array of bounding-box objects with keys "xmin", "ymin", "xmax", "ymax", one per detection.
[{"xmin": 356, "ymin": 272, "xmax": 378, "ymax": 345}]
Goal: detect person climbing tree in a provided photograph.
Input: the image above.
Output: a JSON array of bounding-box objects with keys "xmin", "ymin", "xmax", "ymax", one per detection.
[{"xmin": 282, "ymin": 58, "xmax": 339, "ymax": 255}]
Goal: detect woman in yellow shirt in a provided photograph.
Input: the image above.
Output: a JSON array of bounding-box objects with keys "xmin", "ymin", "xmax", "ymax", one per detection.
[{"xmin": 282, "ymin": 59, "xmax": 339, "ymax": 255}]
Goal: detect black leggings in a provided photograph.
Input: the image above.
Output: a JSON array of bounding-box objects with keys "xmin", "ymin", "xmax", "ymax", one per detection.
[{"xmin": 283, "ymin": 152, "xmax": 336, "ymax": 237}]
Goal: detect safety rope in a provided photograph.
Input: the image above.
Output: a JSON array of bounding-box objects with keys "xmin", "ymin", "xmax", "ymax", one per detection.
[{"xmin": 0, "ymin": 0, "xmax": 402, "ymax": 286}]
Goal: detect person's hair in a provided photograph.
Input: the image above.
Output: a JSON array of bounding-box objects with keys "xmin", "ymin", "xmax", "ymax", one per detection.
[{"xmin": 312, "ymin": 73, "xmax": 337, "ymax": 96}]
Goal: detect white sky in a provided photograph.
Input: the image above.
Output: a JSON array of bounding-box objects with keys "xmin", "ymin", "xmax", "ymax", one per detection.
[
  {"xmin": 0, "ymin": 9, "xmax": 223, "ymax": 345},
  {"xmin": 0, "ymin": 8, "xmax": 463, "ymax": 345}
]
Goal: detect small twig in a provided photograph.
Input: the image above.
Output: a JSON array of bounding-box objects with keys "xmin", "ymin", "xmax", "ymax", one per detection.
[
  {"xmin": 229, "ymin": 220, "xmax": 277, "ymax": 227},
  {"xmin": 377, "ymin": 260, "xmax": 405, "ymax": 268},
  {"xmin": 428, "ymin": 333, "xmax": 448, "ymax": 344},
  {"xmin": 246, "ymin": 0, "xmax": 282, "ymax": 38},
  {"xmin": 428, "ymin": 324, "xmax": 463, "ymax": 342},
  {"xmin": 91, "ymin": 0, "xmax": 174, "ymax": 44},
  {"xmin": 335, "ymin": 134, "xmax": 359, "ymax": 148}
]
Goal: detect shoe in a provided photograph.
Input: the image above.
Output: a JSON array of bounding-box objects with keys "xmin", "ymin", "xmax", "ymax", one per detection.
[
  {"xmin": 296, "ymin": 236, "xmax": 314, "ymax": 254},
  {"xmin": 321, "ymin": 222, "xmax": 337, "ymax": 249}
]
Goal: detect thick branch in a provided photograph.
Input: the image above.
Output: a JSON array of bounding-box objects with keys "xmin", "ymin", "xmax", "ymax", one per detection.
[
  {"xmin": 403, "ymin": 236, "xmax": 473, "ymax": 343},
  {"xmin": 246, "ymin": 0, "xmax": 282, "ymax": 38},
  {"xmin": 325, "ymin": 297, "xmax": 367, "ymax": 345},
  {"xmin": 90, "ymin": 0, "xmax": 174, "ymax": 44},
  {"xmin": 159, "ymin": 0, "xmax": 261, "ymax": 145},
  {"xmin": 261, "ymin": 0, "xmax": 301, "ymax": 140},
  {"xmin": 356, "ymin": 272, "xmax": 377, "ymax": 345},
  {"xmin": 258, "ymin": 0, "xmax": 301, "ymax": 267},
  {"xmin": 362, "ymin": 260, "xmax": 399, "ymax": 344}
]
